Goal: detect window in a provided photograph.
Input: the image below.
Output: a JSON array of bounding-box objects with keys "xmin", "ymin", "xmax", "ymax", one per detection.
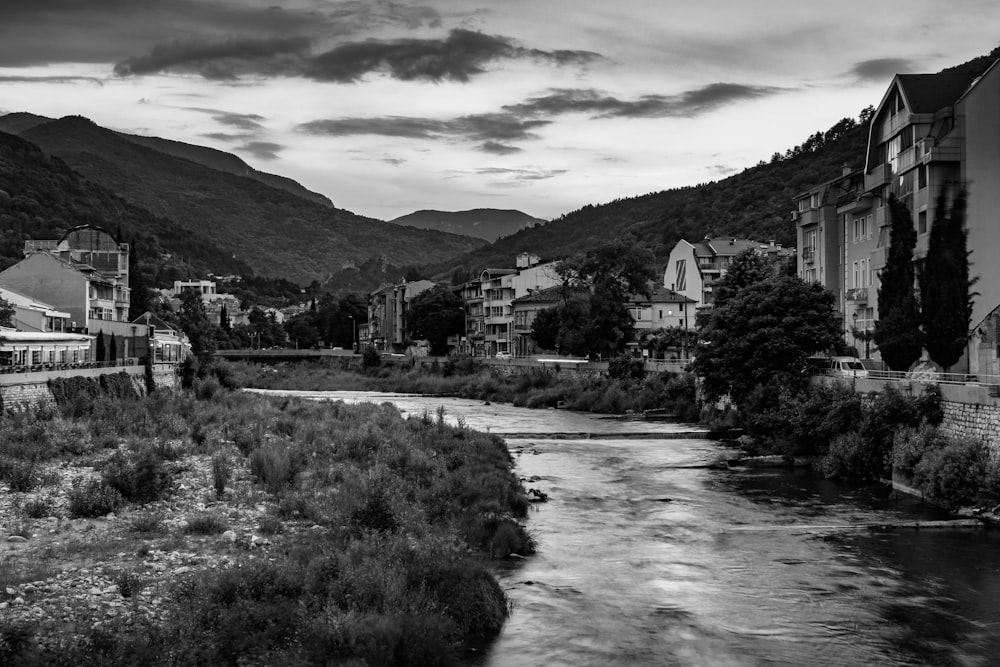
[
  {"xmin": 853, "ymin": 218, "xmax": 859, "ymax": 242},
  {"xmin": 918, "ymin": 211, "xmax": 927, "ymax": 234},
  {"xmin": 658, "ymin": 310, "xmax": 663, "ymax": 319},
  {"xmin": 867, "ymin": 215, "xmax": 873, "ymax": 240},
  {"xmin": 675, "ymin": 260, "xmax": 686, "ymax": 291},
  {"xmin": 31, "ymin": 350, "xmax": 41, "ymax": 364},
  {"xmin": 852, "ymin": 261, "xmax": 859, "ymax": 289},
  {"xmin": 810, "ymin": 193, "xmax": 820, "ymax": 208},
  {"xmin": 918, "ymin": 164, "xmax": 927, "ymax": 189}
]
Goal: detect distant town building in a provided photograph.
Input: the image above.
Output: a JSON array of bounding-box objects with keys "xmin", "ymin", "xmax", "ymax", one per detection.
[{"xmin": 665, "ymin": 237, "xmax": 793, "ymax": 315}]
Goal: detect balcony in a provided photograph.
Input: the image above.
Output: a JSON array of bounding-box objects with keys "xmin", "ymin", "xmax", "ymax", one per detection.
[
  {"xmin": 846, "ymin": 287, "xmax": 868, "ymax": 303},
  {"xmin": 864, "ymin": 163, "xmax": 892, "ymax": 192},
  {"xmin": 917, "ymin": 136, "xmax": 961, "ymax": 163},
  {"xmin": 802, "ymin": 247, "xmax": 816, "ymax": 263}
]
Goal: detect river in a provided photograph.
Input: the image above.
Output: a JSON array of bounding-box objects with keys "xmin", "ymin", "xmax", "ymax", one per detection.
[{"xmin": 253, "ymin": 390, "xmax": 1000, "ymax": 666}]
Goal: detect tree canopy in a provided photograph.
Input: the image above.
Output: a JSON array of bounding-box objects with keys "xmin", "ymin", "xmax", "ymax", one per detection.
[
  {"xmin": 691, "ymin": 275, "xmax": 841, "ymax": 405},
  {"xmin": 406, "ymin": 285, "xmax": 463, "ymax": 356},
  {"xmin": 920, "ymin": 186, "xmax": 977, "ymax": 370},
  {"xmin": 875, "ymin": 195, "xmax": 923, "ymax": 371}
]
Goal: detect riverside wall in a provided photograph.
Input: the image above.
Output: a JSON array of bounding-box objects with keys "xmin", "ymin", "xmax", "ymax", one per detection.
[
  {"xmin": 0, "ymin": 363, "xmax": 178, "ymax": 412},
  {"xmin": 814, "ymin": 376, "xmax": 1000, "ymax": 446}
]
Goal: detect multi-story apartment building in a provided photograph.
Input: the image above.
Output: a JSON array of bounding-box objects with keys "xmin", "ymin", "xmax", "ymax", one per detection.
[
  {"xmin": 666, "ymin": 237, "xmax": 793, "ymax": 315},
  {"xmin": 510, "ymin": 286, "xmax": 562, "ymax": 357},
  {"xmin": 2, "ymin": 225, "xmax": 131, "ymax": 330},
  {"xmin": 794, "ymin": 168, "xmax": 877, "ymax": 355},
  {"xmin": 0, "ymin": 286, "xmax": 72, "ymax": 333},
  {"xmin": 363, "ymin": 279, "xmax": 435, "ymax": 353},
  {"xmin": 798, "ymin": 58, "xmax": 1000, "ymax": 369},
  {"xmin": 475, "ymin": 253, "xmax": 559, "ymax": 357}
]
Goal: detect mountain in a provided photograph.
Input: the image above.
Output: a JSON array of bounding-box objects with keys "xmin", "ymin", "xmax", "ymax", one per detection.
[
  {"xmin": 389, "ymin": 209, "xmax": 546, "ymax": 242},
  {"xmin": 0, "ymin": 129, "xmax": 252, "ymax": 281},
  {"xmin": 0, "ymin": 112, "xmax": 333, "ymax": 207},
  {"xmin": 0, "ymin": 114, "xmax": 485, "ymax": 286}
]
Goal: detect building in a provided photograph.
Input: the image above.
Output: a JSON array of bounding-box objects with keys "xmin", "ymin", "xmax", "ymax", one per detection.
[
  {"xmin": 793, "ymin": 167, "xmax": 877, "ymax": 356},
  {"xmin": 798, "ymin": 58, "xmax": 1000, "ymax": 368},
  {"xmin": 363, "ymin": 279, "xmax": 436, "ymax": 353},
  {"xmin": 170, "ymin": 280, "xmax": 246, "ymax": 327},
  {"xmin": 0, "ymin": 328, "xmax": 93, "ymax": 368},
  {"xmin": 474, "ymin": 253, "xmax": 559, "ymax": 357},
  {"xmin": 0, "ymin": 286, "xmax": 72, "ymax": 333},
  {"xmin": 510, "ymin": 286, "xmax": 562, "ymax": 357},
  {"xmin": 2, "ymin": 225, "xmax": 130, "ymax": 331},
  {"xmin": 665, "ymin": 237, "xmax": 793, "ymax": 315},
  {"xmin": 133, "ymin": 312, "xmax": 187, "ymax": 363}
]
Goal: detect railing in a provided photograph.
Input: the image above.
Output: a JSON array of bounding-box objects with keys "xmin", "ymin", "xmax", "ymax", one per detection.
[
  {"xmin": 845, "ymin": 287, "xmax": 868, "ymax": 302},
  {"xmin": 802, "ymin": 247, "xmax": 815, "ymax": 262},
  {"xmin": 813, "ymin": 368, "xmax": 1000, "ymax": 387},
  {"xmin": 0, "ymin": 359, "xmax": 138, "ymax": 374}
]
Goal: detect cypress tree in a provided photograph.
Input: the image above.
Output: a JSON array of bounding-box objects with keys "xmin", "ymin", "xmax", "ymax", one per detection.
[
  {"xmin": 109, "ymin": 333, "xmax": 118, "ymax": 362},
  {"xmin": 874, "ymin": 194, "xmax": 923, "ymax": 371},
  {"xmin": 920, "ymin": 186, "xmax": 977, "ymax": 370},
  {"xmin": 95, "ymin": 330, "xmax": 106, "ymax": 362}
]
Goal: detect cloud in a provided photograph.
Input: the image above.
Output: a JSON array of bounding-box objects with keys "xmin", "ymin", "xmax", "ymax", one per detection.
[
  {"xmin": 114, "ymin": 36, "xmax": 311, "ymax": 79},
  {"xmin": 299, "ymin": 113, "xmax": 549, "ymax": 143},
  {"xmin": 202, "ymin": 132, "xmax": 256, "ymax": 142},
  {"xmin": 475, "ymin": 167, "xmax": 567, "ymax": 182},
  {"xmin": 506, "ymin": 83, "xmax": 786, "ymax": 119},
  {"xmin": 305, "ymin": 29, "xmax": 600, "ymax": 83},
  {"xmin": 237, "ymin": 140, "xmax": 283, "ymax": 160},
  {"xmin": 848, "ymin": 57, "xmax": 916, "ymax": 81},
  {"xmin": 479, "ymin": 141, "xmax": 522, "ymax": 155}
]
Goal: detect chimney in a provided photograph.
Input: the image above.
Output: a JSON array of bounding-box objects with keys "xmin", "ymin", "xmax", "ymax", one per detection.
[{"xmin": 842, "ymin": 163, "xmax": 852, "ymax": 176}]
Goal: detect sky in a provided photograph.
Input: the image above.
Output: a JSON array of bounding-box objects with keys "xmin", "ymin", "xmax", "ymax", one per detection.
[{"xmin": 2, "ymin": 1, "xmax": 999, "ymax": 223}]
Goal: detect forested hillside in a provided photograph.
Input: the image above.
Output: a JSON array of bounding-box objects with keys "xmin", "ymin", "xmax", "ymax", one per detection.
[
  {"xmin": 427, "ymin": 111, "xmax": 871, "ymax": 279},
  {"xmin": 0, "ymin": 130, "xmax": 251, "ymax": 284},
  {"xmin": 4, "ymin": 115, "xmax": 485, "ymax": 285}
]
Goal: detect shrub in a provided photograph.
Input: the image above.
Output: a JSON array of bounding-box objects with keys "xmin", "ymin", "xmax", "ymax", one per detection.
[
  {"xmin": 101, "ymin": 449, "xmax": 172, "ymax": 504},
  {"xmin": 913, "ymin": 437, "xmax": 989, "ymax": 509},
  {"xmin": 67, "ymin": 480, "xmax": 124, "ymax": 518},
  {"xmin": 817, "ymin": 431, "xmax": 871, "ymax": 481},
  {"xmin": 608, "ymin": 356, "xmax": 644, "ymax": 380},
  {"xmin": 115, "ymin": 569, "xmax": 145, "ymax": 598},
  {"xmin": 184, "ymin": 512, "xmax": 228, "ymax": 535},
  {"xmin": 350, "ymin": 488, "xmax": 398, "ymax": 533},
  {"xmin": 23, "ymin": 496, "xmax": 55, "ymax": 519},
  {"xmin": 0, "ymin": 459, "xmax": 37, "ymax": 492},
  {"xmin": 362, "ymin": 347, "xmax": 381, "ymax": 369},
  {"xmin": 891, "ymin": 425, "xmax": 947, "ymax": 476},
  {"xmin": 212, "ymin": 453, "xmax": 232, "ymax": 499},
  {"xmin": 129, "ymin": 511, "xmax": 165, "ymax": 534},
  {"xmin": 249, "ymin": 442, "xmax": 299, "ymax": 494}
]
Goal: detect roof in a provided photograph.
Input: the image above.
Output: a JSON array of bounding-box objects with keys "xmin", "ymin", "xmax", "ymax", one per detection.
[
  {"xmin": 897, "ymin": 71, "xmax": 981, "ymax": 113},
  {"xmin": 511, "ymin": 286, "xmax": 563, "ymax": 305},
  {"xmin": 132, "ymin": 311, "xmax": 176, "ymax": 333},
  {"xmin": 694, "ymin": 237, "xmax": 773, "ymax": 258},
  {"xmin": 0, "ymin": 328, "xmax": 92, "ymax": 343},
  {"xmin": 629, "ymin": 286, "xmax": 696, "ymax": 305}
]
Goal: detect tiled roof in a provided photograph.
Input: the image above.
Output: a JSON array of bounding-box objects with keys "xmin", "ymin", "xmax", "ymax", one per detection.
[
  {"xmin": 629, "ymin": 286, "xmax": 696, "ymax": 305},
  {"xmin": 511, "ymin": 286, "xmax": 563, "ymax": 304}
]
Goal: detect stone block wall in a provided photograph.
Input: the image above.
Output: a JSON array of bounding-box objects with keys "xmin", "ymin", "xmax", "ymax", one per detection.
[{"xmin": 938, "ymin": 400, "xmax": 1000, "ymax": 443}]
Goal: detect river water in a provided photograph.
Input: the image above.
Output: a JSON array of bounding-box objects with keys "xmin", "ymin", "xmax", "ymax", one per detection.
[{"xmin": 253, "ymin": 390, "xmax": 1000, "ymax": 666}]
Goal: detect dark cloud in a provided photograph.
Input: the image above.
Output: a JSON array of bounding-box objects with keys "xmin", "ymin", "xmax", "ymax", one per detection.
[
  {"xmin": 305, "ymin": 29, "xmax": 600, "ymax": 83},
  {"xmin": 114, "ymin": 36, "xmax": 311, "ymax": 78},
  {"xmin": 506, "ymin": 83, "xmax": 785, "ymax": 119},
  {"xmin": 849, "ymin": 58, "xmax": 916, "ymax": 81},
  {"xmin": 201, "ymin": 132, "xmax": 255, "ymax": 142},
  {"xmin": 237, "ymin": 140, "xmax": 283, "ymax": 160},
  {"xmin": 299, "ymin": 113, "xmax": 549, "ymax": 143},
  {"xmin": 479, "ymin": 141, "xmax": 522, "ymax": 155},
  {"xmin": 0, "ymin": 75, "xmax": 104, "ymax": 85}
]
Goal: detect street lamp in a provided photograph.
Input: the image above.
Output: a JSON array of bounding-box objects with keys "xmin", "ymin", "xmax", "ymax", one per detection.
[{"xmin": 347, "ymin": 314, "xmax": 356, "ymax": 353}]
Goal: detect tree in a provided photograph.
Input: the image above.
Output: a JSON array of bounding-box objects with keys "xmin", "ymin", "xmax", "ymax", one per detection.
[
  {"xmin": 219, "ymin": 304, "xmax": 231, "ymax": 335},
  {"xmin": 95, "ymin": 330, "xmax": 106, "ymax": 362},
  {"xmin": 691, "ymin": 275, "xmax": 841, "ymax": 405},
  {"xmin": 875, "ymin": 194, "xmax": 923, "ymax": 371},
  {"xmin": 711, "ymin": 249, "xmax": 778, "ymax": 311},
  {"xmin": 920, "ymin": 186, "xmax": 977, "ymax": 370},
  {"xmin": 534, "ymin": 236, "xmax": 656, "ymax": 358},
  {"xmin": 109, "ymin": 333, "xmax": 118, "ymax": 362},
  {"xmin": 0, "ymin": 297, "xmax": 14, "ymax": 327},
  {"xmin": 177, "ymin": 289, "xmax": 216, "ymax": 361},
  {"xmin": 406, "ymin": 285, "xmax": 463, "ymax": 355}
]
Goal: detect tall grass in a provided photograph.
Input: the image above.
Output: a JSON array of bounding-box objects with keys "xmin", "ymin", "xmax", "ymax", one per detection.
[{"xmin": 2, "ymin": 373, "xmax": 534, "ymax": 665}]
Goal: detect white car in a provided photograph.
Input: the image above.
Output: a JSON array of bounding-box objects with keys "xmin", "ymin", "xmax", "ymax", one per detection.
[{"xmin": 495, "ymin": 351, "xmax": 511, "ymax": 360}]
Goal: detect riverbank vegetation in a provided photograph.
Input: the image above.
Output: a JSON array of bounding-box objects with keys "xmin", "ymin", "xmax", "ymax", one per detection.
[
  {"xmin": 731, "ymin": 381, "xmax": 1000, "ymax": 511},
  {"xmin": 226, "ymin": 357, "xmax": 701, "ymax": 420},
  {"xmin": 1, "ymin": 370, "xmax": 532, "ymax": 665}
]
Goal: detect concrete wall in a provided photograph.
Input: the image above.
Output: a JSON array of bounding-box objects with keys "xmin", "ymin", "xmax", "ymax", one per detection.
[{"xmin": 0, "ymin": 364, "xmax": 177, "ymax": 412}]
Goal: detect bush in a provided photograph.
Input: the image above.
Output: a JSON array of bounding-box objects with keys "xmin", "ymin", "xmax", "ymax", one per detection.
[
  {"xmin": 67, "ymin": 480, "xmax": 124, "ymax": 518},
  {"xmin": 891, "ymin": 425, "xmax": 948, "ymax": 476},
  {"xmin": 0, "ymin": 459, "xmax": 37, "ymax": 492},
  {"xmin": 817, "ymin": 431, "xmax": 871, "ymax": 481},
  {"xmin": 101, "ymin": 449, "xmax": 172, "ymax": 504},
  {"xmin": 913, "ymin": 437, "xmax": 989, "ymax": 509},
  {"xmin": 184, "ymin": 512, "xmax": 228, "ymax": 534},
  {"xmin": 211, "ymin": 453, "xmax": 232, "ymax": 499},
  {"xmin": 362, "ymin": 347, "xmax": 381, "ymax": 369},
  {"xmin": 249, "ymin": 442, "xmax": 299, "ymax": 494},
  {"xmin": 608, "ymin": 356, "xmax": 644, "ymax": 380},
  {"xmin": 23, "ymin": 496, "xmax": 55, "ymax": 519}
]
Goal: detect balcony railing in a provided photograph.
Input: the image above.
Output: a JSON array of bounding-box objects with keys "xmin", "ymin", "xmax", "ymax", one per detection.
[
  {"xmin": 846, "ymin": 287, "xmax": 868, "ymax": 303},
  {"xmin": 802, "ymin": 247, "xmax": 816, "ymax": 262},
  {"xmin": 864, "ymin": 163, "xmax": 892, "ymax": 191}
]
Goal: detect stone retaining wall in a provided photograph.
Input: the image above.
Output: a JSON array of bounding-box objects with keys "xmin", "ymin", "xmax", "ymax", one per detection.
[{"xmin": 0, "ymin": 365, "xmax": 178, "ymax": 413}]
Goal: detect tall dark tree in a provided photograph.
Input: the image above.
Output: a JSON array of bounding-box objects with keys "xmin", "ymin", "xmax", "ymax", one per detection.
[
  {"xmin": 177, "ymin": 289, "xmax": 217, "ymax": 360},
  {"xmin": 219, "ymin": 304, "xmax": 231, "ymax": 334},
  {"xmin": 108, "ymin": 333, "xmax": 118, "ymax": 362},
  {"xmin": 95, "ymin": 330, "xmax": 106, "ymax": 362},
  {"xmin": 874, "ymin": 194, "xmax": 923, "ymax": 371},
  {"xmin": 920, "ymin": 186, "xmax": 977, "ymax": 370}
]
